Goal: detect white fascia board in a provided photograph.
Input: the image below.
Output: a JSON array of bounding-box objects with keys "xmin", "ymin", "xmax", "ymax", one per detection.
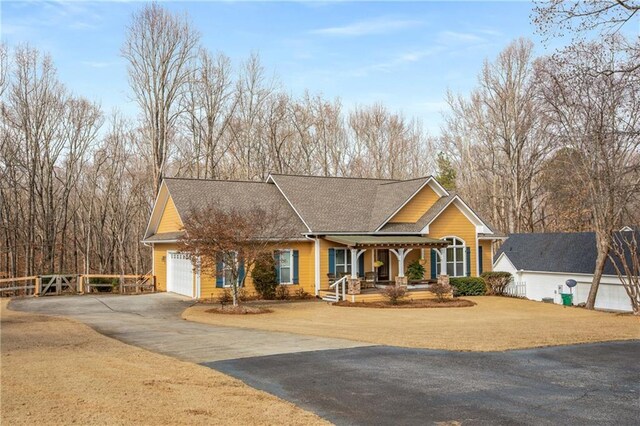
[
  {"xmin": 266, "ymin": 174, "xmax": 313, "ymax": 233},
  {"xmin": 492, "ymin": 252, "xmax": 517, "ymax": 271},
  {"xmin": 143, "ymin": 181, "xmax": 169, "ymax": 239}
]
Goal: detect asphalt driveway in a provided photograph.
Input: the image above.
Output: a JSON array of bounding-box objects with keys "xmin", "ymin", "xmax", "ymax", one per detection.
[
  {"xmin": 210, "ymin": 342, "xmax": 640, "ymax": 425},
  {"xmin": 9, "ymin": 294, "xmax": 640, "ymax": 425}
]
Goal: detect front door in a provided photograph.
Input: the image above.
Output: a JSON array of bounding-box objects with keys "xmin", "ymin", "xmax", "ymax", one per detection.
[{"xmin": 376, "ymin": 249, "xmax": 390, "ymax": 281}]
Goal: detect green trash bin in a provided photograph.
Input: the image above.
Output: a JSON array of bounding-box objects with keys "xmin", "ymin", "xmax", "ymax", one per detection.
[{"xmin": 561, "ymin": 293, "xmax": 573, "ymax": 306}]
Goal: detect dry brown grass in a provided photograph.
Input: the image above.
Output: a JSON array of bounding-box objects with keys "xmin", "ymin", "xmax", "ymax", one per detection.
[
  {"xmin": 0, "ymin": 300, "xmax": 328, "ymax": 426},
  {"xmin": 184, "ymin": 296, "xmax": 640, "ymax": 351}
]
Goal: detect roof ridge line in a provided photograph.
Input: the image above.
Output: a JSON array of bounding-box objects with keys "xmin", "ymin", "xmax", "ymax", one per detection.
[
  {"xmin": 269, "ymin": 173, "xmax": 398, "ymax": 181},
  {"xmin": 378, "ymin": 176, "xmax": 432, "ymax": 186},
  {"xmin": 165, "ymin": 177, "xmax": 269, "ymax": 184}
]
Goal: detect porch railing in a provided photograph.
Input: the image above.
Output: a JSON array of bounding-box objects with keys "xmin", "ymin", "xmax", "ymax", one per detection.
[{"xmin": 330, "ymin": 275, "xmax": 348, "ymax": 301}]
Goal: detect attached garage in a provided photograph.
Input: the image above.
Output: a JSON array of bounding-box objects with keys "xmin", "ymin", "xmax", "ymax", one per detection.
[{"xmin": 166, "ymin": 252, "xmax": 195, "ymax": 298}]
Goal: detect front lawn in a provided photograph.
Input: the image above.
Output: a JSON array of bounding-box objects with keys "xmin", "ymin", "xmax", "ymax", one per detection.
[
  {"xmin": 184, "ymin": 296, "xmax": 640, "ymax": 351},
  {"xmin": 0, "ymin": 300, "xmax": 327, "ymax": 426}
]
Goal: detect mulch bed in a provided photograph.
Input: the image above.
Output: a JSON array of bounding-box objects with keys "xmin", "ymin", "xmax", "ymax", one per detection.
[
  {"xmin": 334, "ymin": 298, "xmax": 476, "ymax": 309},
  {"xmin": 205, "ymin": 305, "xmax": 272, "ymax": 315}
]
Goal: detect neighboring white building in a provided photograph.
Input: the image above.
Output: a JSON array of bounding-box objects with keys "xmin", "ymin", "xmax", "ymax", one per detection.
[{"xmin": 493, "ymin": 232, "xmax": 636, "ymax": 312}]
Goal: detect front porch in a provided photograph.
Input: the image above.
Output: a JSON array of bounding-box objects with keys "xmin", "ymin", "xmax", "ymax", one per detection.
[
  {"xmin": 320, "ymin": 235, "xmax": 451, "ymax": 303},
  {"xmin": 319, "ymin": 285, "xmax": 440, "ymax": 303}
]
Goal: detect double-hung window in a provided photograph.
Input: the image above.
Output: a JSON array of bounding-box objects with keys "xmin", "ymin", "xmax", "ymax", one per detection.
[
  {"xmin": 334, "ymin": 248, "xmax": 352, "ymax": 276},
  {"xmin": 222, "ymin": 252, "xmax": 238, "ymax": 287},
  {"xmin": 435, "ymin": 237, "xmax": 466, "ymax": 277},
  {"xmin": 278, "ymin": 249, "xmax": 293, "ymax": 284}
]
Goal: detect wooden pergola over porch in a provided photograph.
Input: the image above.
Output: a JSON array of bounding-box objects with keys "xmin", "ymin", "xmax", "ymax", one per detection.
[{"xmin": 324, "ymin": 235, "xmax": 449, "ymax": 279}]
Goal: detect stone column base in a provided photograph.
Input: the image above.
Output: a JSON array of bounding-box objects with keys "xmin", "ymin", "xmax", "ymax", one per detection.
[
  {"xmin": 437, "ymin": 275, "xmax": 450, "ymax": 286},
  {"xmin": 348, "ymin": 278, "xmax": 361, "ymax": 295},
  {"xmin": 395, "ymin": 276, "xmax": 408, "ymax": 287}
]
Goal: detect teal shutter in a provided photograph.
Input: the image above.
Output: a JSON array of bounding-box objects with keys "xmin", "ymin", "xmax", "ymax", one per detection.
[
  {"xmin": 478, "ymin": 246, "xmax": 483, "ymax": 275},
  {"xmin": 238, "ymin": 258, "xmax": 245, "ymax": 287},
  {"xmin": 358, "ymin": 254, "xmax": 365, "ymax": 278},
  {"xmin": 292, "ymin": 250, "xmax": 299, "ymax": 284},
  {"xmin": 466, "ymin": 247, "xmax": 471, "ymax": 277},
  {"xmin": 216, "ymin": 254, "xmax": 224, "ymax": 288},
  {"xmin": 430, "ymin": 249, "xmax": 437, "ymax": 279},
  {"xmin": 328, "ymin": 248, "xmax": 335, "ymax": 275},
  {"xmin": 274, "ymin": 251, "xmax": 281, "ymax": 284}
]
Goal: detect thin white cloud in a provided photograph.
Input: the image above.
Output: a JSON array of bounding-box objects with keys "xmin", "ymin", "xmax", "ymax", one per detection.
[
  {"xmin": 437, "ymin": 31, "xmax": 485, "ymax": 44},
  {"xmin": 311, "ymin": 18, "xmax": 423, "ymax": 37}
]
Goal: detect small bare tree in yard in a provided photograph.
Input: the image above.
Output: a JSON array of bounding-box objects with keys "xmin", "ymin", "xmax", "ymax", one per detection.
[
  {"xmin": 177, "ymin": 204, "xmax": 292, "ymax": 306},
  {"xmin": 608, "ymin": 231, "xmax": 640, "ymax": 315}
]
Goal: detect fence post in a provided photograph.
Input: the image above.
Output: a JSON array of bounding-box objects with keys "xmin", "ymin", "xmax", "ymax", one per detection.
[
  {"xmin": 78, "ymin": 275, "xmax": 83, "ymax": 294},
  {"xmin": 119, "ymin": 274, "xmax": 124, "ymax": 294}
]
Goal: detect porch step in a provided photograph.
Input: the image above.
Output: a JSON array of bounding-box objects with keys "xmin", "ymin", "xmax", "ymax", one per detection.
[{"xmin": 322, "ymin": 294, "xmax": 340, "ymax": 302}]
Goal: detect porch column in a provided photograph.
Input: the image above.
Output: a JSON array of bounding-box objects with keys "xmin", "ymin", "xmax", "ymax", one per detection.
[
  {"xmin": 440, "ymin": 247, "xmax": 447, "ymax": 275},
  {"xmin": 351, "ymin": 248, "xmax": 366, "ymax": 278},
  {"xmin": 389, "ymin": 248, "xmax": 413, "ymax": 277}
]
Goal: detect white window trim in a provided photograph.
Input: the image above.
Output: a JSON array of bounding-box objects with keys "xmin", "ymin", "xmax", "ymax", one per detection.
[
  {"xmin": 436, "ymin": 236, "xmax": 467, "ymax": 277},
  {"xmin": 332, "ymin": 247, "xmax": 352, "ymax": 276},
  {"xmin": 277, "ymin": 249, "xmax": 295, "ymax": 285}
]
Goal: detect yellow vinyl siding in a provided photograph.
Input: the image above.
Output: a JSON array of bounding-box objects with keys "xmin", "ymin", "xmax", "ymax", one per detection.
[
  {"xmin": 156, "ymin": 240, "xmax": 315, "ymax": 299},
  {"xmin": 389, "ymin": 185, "xmax": 439, "ymax": 223},
  {"xmin": 157, "ymin": 196, "xmax": 182, "ymax": 233},
  {"xmin": 480, "ymin": 240, "xmax": 493, "ymax": 273},
  {"xmin": 425, "ymin": 203, "xmax": 478, "ymax": 276}
]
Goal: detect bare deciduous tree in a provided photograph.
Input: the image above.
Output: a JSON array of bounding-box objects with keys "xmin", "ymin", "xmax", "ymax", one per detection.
[
  {"xmin": 178, "ymin": 205, "xmax": 294, "ymax": 306},
  {"xmin": 122, "ymin": 2, "xmax": 200, "ymax": 194},
  {"xmin": 535, "ymin": 35, "xmax": 640, "ymax": 309},
  {"xmin": 608, "ymin": 230, "xmax": 640, "ymax": 315}
]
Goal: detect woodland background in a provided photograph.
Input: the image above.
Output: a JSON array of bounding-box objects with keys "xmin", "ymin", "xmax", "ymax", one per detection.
[{"xmin": 1, "ymin": 1, "xmax": 638, "ymax": 279}]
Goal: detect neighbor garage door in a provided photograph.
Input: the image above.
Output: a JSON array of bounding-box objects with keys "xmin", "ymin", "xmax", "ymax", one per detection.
[{"xmin": 166, "ymin": 252, "xmax": 194, "ymax": 297}]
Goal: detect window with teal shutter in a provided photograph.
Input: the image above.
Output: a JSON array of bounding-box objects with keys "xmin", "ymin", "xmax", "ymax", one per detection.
[
  {"xmin": 215, "ymin": 253, "xmax": 224, "ymax": 288},
  {"xmin": 328, "ymin": 248, "xmax": 335, "ymax": 275},
  {"xmin": 466, "ymin": 247, "xmax": 471, "ymax": 276},
  {"xmin": 430, "ymin": 249, "xmax": 437, "ymax": 279},
  {"xmin": 292, "ymin": 250, "xmax": 299, "ymax": 284},
  {"xmin": 238, "ymin": 259, "xmax": 245, "ymax": 287},
  {"xmin": 478, "ymin": 246, "xmax": 483, "ymax": 275},
  {"xmin": 358, "ymin": 254, "xmax": 365, "ymax": 278},
  {"xmin": 274, "ymin": 250, "xmax": 281, "ymax": 283}
]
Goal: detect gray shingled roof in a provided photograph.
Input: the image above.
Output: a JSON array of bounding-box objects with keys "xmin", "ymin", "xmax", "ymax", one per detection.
[
  {"xmin": 495, "ymin": 231, "xmax": 638, "ymax": 275},
  {"xmin": 163, "ymin": 178, "xmax": 309, "ymax": 236},
  {"xmin": 269, "ymin": 174, "xmax": 431, "ymax": 232},
  {"xmin": 143, "ymin": 231, "xmax": 185, "ymax": 242}
]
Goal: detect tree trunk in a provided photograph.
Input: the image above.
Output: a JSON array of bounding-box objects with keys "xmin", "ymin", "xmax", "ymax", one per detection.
[{"xmin": 585, "ymin": 232, "xmax": 611, "ymax": 309}]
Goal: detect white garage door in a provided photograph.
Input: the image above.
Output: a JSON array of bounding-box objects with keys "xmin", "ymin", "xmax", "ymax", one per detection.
[{"xmin": 166, "ymin": 252, "xmax": 194, "ymax": 297}]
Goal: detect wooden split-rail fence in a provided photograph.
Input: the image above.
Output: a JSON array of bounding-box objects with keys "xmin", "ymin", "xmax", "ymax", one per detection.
[{"xmin": 0, "ymin": 273, "xmax": 155, "ymax": 298}]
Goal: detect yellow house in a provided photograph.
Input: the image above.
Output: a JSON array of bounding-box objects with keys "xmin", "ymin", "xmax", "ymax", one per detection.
[{"xmin": 142, "ymin": 174, "xmax": 504, "ymax": 301}]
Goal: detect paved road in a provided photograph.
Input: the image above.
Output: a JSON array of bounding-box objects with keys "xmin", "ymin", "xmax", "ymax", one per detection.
[
  {"xmin": 10, "ymin": 294, "xmax": 640, "ymax": 425},
  {"xmin": 9, "ymin": 293, "xmax": 368, "ymax": 362},
  {"xmin": 210, "ymin": 342, "xmax": 640, "ymax": 425}
]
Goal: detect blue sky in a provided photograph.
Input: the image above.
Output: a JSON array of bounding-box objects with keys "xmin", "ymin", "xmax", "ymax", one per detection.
[{"xmin": 1, "ymin": 1, "xmax": 580, "ymax": 132}]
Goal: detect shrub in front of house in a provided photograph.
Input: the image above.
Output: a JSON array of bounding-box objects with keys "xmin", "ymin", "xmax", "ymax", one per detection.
[
  {"xmin": 407, "ymin": 260, "xmax": 426, "ymax": 282},
  {"xmin": 252, "ymin": 253, "xmax": 278, "ymax": 299},
  {"xmin": 429, "ymin": 280, "xmax": 453, "ymax": 302},
  {"xmin": 450, "ymin": 277, "xmax": 487, "ymax": 296},
  {"xmin": 382, "ymin": 285, "xmax": 407, "ymax": 305},
  {"xmin": 275, "ymin": 284, "xmax": 290, "ymax": 300},
  {"xmin": 481, "ymin": 271, "xmax": 513, "ymax": 295}
]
